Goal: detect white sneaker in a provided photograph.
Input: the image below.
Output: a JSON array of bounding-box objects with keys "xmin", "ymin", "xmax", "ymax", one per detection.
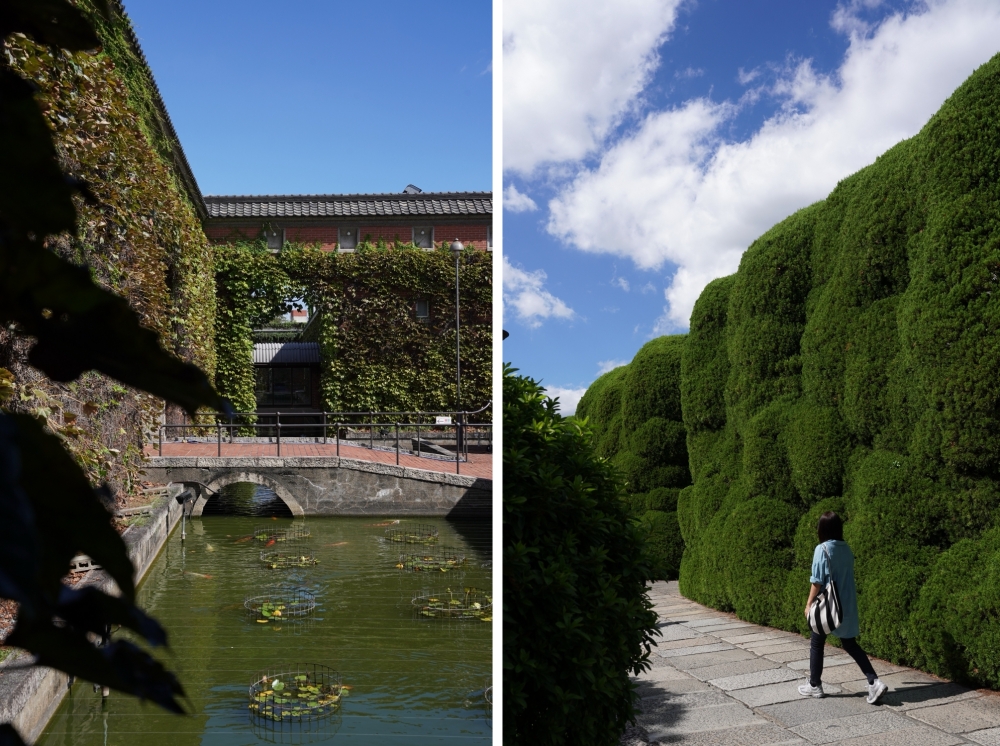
[
  {"xmin": 798, "ymin": 682, "xmax": 824, "ymax": 698},
  {"xmin": 867, "ymin": 679, "xmax": 887, "ymax": 704}
]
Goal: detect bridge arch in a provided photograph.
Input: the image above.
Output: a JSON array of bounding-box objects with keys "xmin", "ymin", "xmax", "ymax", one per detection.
[{"xmin": 191, "ymin": 472, "xmax": 305, "ymax": 516}]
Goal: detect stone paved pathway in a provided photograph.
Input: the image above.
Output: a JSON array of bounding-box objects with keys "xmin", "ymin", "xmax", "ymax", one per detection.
[
  {"xmin": 143, "ymin": 442, "xmax": 493, "ymax": 480},
  {"xmin": 629, "ymin": 581, "xmax": 1000, "ymax": 746}
]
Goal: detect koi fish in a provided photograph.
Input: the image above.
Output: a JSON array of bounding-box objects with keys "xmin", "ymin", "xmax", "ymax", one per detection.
[
  {"xmin": 325, "ymin": 542, "xmax": 348, "ymax": 547},
  {"xmin": 183, "ymin": 571, "xmax": 213, "ymax": 579},
  {"xmin": 265, "ymin": 539, "xmax": 276, "ymax": 547},
  {"xmin": 367, "ymin": 519, "xmax": 400, "ymax": 527},
  {"xmin": 233, "ymin": 535, "xmax": 253, "ymax": 544}
]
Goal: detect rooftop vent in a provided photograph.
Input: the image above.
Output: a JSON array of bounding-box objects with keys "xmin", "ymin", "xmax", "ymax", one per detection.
[{"xmin": 403, "ymin": 184, "xmax": 423, "ymax": 194}]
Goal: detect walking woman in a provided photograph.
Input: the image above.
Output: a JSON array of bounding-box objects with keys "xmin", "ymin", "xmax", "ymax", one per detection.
[{"xmin": 798, "ymin": 511, "xmax": 888, "ymax": 704}]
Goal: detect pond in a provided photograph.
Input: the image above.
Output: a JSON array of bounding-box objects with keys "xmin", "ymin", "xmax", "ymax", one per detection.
[{"xmin": 37, "ymin": 495, "xmax": 492, "ymax": 745}]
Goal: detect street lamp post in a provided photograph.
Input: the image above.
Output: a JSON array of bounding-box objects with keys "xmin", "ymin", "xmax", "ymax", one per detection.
[{"xmin": 450, "ymin": 239, "xmax": 464, "ymax": 454}]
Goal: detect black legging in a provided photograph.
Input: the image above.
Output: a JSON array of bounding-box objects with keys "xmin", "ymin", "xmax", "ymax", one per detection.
[{"xmin": 810, "ymin": 632, "xmax": 877, "ymax": 687}]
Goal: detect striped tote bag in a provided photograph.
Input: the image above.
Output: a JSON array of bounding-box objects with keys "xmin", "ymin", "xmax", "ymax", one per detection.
[{"xmin": 808, "ymin": 544, "xmax": 842, "ymax": 635}]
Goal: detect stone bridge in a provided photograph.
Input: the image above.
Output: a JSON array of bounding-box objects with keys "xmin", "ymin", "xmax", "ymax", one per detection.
[{"xmin": 142, "ymin": 456, "xmax": 491, "ymax": 519}]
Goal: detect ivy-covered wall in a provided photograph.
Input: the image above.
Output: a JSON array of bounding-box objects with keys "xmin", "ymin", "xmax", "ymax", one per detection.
[
  {"xmin": 214, "ymin": 242, "xmax": 492, "ymax": 416},
  {"xmin": 678, "ymin": 52, "xmax": 1000, "ymax": 687},
  {"xmin": 0, "ymin": 0, "xmax": 215, "ymax": 499},
  {"xmin": 576, "ymin": 335, "xmax": 689, "ymax": 579}
]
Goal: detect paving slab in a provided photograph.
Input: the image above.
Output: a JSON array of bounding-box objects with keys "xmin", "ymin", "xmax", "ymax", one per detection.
[
  {"xmin": 840, "ymin": 680, "xmax": 980, "ymax": 712},
  {"xmin": 906, "ymin": 697, "xmax": 1000, "ymax": 734},
  {"xmin": 698, "ymin": 622, "xmax": 759, "ymax": 634},
  {"xmin": 765, "ymin": 648, "xmax": 818, "ymax": 664},
  {"xmin": 744, "ymin": 640, "xmax": 809, "ymax": 654},
  {"xmin": 657, "ymin": 625, "xmax": 709, "ymax": 642},
  {"xmin": 728, "ymin": 680, "xmax": 844, "ymax": 708},
  {"xmin": 710, "ymin": 667, "xmax": 801, "ymax": 692},
  {"xmin": 644, "ymin": 703, "xmax": 768, "ymax": 737},
  {"xmin": 646, "ymin": 722, "xmax": 805, "ymax": 746},
  {"xmin": 659, "ymin": 635, "xmax": 720, "ymax": 651},
  {"xmin": 789, "ymin": 655, "xmax": 854, "ymax": 670},
  {"xmin": 685, "ymin": 616, "xmax": 741, "ymax": 628},
  {"xmin": 789, "ymin": 710, "xmax": 916, "ymax": 744},
  {"xmin": 967, "ymin": 726, "xmax": 1000, "ymax": 746},
  {"xmin": 721, "ymin": 632, "xmax": 788, "ymax": 644},
  {"xmin": 659, "ymin": 642, "xmax": 735, "ymax": 658},
  {"xmin": 815, "ymin": 665, "xmax": 870, "ymax": 685},
  {"xmin": 687, "ymin": 658, "xmax": 783, "ymax": 682},
  {"xmin": 671, "ymin": 649, "xmax": 759, "ymax": 670},
  {"xmin": 826, "ymin": 727, "xmax": 963, "ymax": 746},
  {"xmin": 636, "ymin": 664, "xmax": 695, "ymax": 683},
  {"xmin": 757, "ymin": 693, "xmax": 874, "ymax": 727}
]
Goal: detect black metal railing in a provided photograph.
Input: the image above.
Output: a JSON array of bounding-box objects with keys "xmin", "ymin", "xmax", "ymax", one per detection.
[{"xmin": 154, "ymin": 406, "xmax": 492, "ymax": 475}]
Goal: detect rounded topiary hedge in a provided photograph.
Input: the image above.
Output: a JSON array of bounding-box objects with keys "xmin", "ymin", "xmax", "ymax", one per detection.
[
  {"xmin": 678, "ymin": 52, "xmax": 1000, "ymax": 688},
  {"xmin": 576, "ymin": 335, "xmax": 690, "ymax": 580},
  {"xmin": 503, "ymin": 363, "xmax": 658, "ymax": 746}
]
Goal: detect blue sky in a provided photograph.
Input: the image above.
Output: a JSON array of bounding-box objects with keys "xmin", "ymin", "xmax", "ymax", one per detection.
[
  {"xmin": 502, "ymin": 0, "xmax": 1000, "ymax": 413},
  {"xmin": 122, "ymin": 0, "xmax": 492, "ymax": 196}
]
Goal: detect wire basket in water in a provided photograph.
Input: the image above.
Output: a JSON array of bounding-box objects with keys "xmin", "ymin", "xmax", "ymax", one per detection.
[
  {"xmin": 260, "ymin": 551, "xmax": 320, "ymax": 570},
  {"xmin": 397, "ymin": 545, "xmax": 465, "ymax": 572},
  {"xmin": 385, "ymin": 523, "xmax": 439, "ymax": 544},
  {"xmin": 245, "ymin": 587, "xmax": 317, "ymax": 623},
  {"xmin": 253, "ymin": 523, "xmax": 311, "ymax": 545},
  {"xmin": 412, "ymin": 587, "xmax": 492, "ymax": 620},
  {"xmin": 249, "ymin": 664, "xmax": 348, "ymax": 723}
]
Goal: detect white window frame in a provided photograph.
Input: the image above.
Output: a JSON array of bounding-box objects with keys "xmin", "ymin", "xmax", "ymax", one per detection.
[
  {"xmin": 412, "ymin": 226, "xmax": 434, "ymax": 250},
  {"xmin": 339, "ymin": 226, "xmax": 358, "ymax": 252}
]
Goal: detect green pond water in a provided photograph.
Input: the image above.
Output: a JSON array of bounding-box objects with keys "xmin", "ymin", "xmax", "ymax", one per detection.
[{"xmin": 37, "ymin": 503, "xmax": 492, "ymax": 745}]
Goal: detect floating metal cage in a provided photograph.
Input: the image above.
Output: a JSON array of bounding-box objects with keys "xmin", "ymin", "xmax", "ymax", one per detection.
[
  {"xmin": 412, "ymin": 587, "xmax": 492, "ymax": 620},
  {"xmin": 385, "ymin": 523, "xmax": 439, "ymax": 544},
  {"xmin": 245, "ymin": 587, "xmax": 317, "ymax": 624},
  {"xmin": 252, "ymin": 523, "xmax": 311, "ymax": 545},
  {"xmin": 397, "ymin": 545, "xmax": 465, "ymax": 572},
  {"xmin": 260, "ymin": 551, "xmax": 320, "ymax": 570},
  {"xmin": 249, "ymin": 664, "xmax": 347, "ymax": 724}
]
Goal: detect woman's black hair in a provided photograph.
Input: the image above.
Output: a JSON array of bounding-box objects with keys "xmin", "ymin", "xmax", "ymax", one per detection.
[{"xmin": 817, "ymin": 511, "xmax": 844, "ymax": 542}]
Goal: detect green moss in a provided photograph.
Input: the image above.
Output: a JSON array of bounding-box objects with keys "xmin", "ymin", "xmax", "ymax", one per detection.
[{"xmin": 678, "ymin": 52, "xmax": 1000, "ymax": 684}]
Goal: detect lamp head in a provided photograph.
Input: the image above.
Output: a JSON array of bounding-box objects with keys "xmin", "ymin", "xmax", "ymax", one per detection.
[{"xmin": 450, "ymin": 239, "xmax": 464, "ymax": 257}]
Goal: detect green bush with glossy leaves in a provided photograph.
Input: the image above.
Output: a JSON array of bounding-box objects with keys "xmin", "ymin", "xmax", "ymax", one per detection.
[{"xmin": 503, "ymin": 364, "xmax": 658, "ymax": 746}]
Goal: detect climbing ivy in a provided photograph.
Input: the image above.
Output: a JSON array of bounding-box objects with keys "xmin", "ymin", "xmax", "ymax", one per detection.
[
  {"xmin": 213, "ymin": 242, "xmax": 492, "ymax": 417},
  {"xmin": 1, "ymin": 2, "xmax": 216, "ymax": 496}
]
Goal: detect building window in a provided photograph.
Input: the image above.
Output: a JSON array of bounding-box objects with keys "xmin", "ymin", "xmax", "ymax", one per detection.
[
  {"xmin": 415, "ymin": 300, "xmax": 429, "ymax": 319},
  {"xmin": 486, "ymin": 226, "xmax": 492, "ymax": 251},
  {"xmin": 339, "ymin": 226, "xmax": 358, "ymax": 252},
  {"xmin": 413, "ymin": 226, "xmax": 433, "ymax": 249},
  {"xmin": 255, "ymin": 367, "xmax": 312, "ymax": 408},
  {"xmin": 264, "ymin": 225, "xmax": 283, "ymax": 251}
]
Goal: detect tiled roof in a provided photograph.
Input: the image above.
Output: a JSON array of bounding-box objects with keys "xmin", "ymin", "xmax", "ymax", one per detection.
[
  {"xmin": 205, "ymin": 192, "xmax": 492, "ymax": 220},
  {"xmin": 253, "ymin": 342, "xmax": 321, "ymax": 365}
]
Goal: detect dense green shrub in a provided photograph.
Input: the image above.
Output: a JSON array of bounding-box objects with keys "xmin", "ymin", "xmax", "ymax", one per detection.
[
  {"xmin": 678, "ymin": 52, "xmax": 1000, "ymax": 687},
  {"xmin": 503, "ymin": 364, "xmax": 658, "ymax": 746},
  {"xmin": 576, "ymin": 336, "xmax": 690, "ymax": 580}
]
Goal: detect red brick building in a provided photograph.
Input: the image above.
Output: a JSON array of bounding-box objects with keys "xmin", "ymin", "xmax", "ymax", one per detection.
[{"xmin": 203, "ymin": 186, "xmax": 493, "ymax": 252}]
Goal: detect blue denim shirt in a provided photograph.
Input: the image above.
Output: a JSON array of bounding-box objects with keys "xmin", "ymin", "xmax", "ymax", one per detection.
[{"xmin": 810, "ymin": 540, "xmax": 859, "ymax": 638}]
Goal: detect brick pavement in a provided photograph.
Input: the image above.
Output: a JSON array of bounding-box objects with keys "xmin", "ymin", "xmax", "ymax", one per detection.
[
  {"xmin": 626, "ymin": 580, "xmax": 1000, "ymax": 746},
  {"xmin": 143, "ymin": 441, "xmax": 492, "ymax": 480}
]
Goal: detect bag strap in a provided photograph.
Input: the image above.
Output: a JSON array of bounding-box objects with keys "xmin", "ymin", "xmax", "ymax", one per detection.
[{"xmin": 821, "ymin": 542, "xmax": 833, "ymax": 584}]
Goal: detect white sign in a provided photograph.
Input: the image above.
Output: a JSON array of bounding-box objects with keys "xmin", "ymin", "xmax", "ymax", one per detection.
[{"xmin": 435, "ymin": 416, "xmax": 452, "ymax": 425}]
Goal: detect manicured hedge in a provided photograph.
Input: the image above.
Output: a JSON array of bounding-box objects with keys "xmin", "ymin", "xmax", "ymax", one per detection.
[
  {"xmin": 577, "ymin": 336, "xmax": 690, "ymax": 579},
  {"xmin": 678, "ymin": 52, "xmax": 1000, "ymax": 687},
  {"xmin": 503, "ymin": 364, "xmax": 658, "ymax": 745}
]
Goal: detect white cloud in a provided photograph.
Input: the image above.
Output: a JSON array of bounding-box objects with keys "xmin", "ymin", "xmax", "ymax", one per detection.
[
  {"xmin": 613, "ymin": 276, "xmax": 630, "ymax": 292},
  {"xmin": 542, "ymin": 385, "xmax": 589, "ymax": 416},
  {"xmin": 597, "ymin": 359, "xmax": 629, "ymax": 374},
  {"xmin": 504, "ymin": 184, "xmax": 539, "ymax": 213},
  {"xmin": 503, "ymin": 0, "xmax": 685, "ymax": 175},
  {"xmin": 502, "ymin": 255, "xmax": 576, "ymax": 328},
  {"xmin": 676, "ymin": 66, "xmax": 705, "ymax": 79},
  {"xmin": 547, "ymin": 0, "xmax": 1000, "ymax": 328}
]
